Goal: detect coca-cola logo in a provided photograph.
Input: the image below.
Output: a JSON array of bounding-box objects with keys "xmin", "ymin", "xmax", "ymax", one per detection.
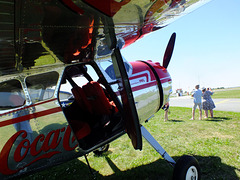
[{"xmin": 0, "ymin": 125, "xmax": 78, "ymax": 175}]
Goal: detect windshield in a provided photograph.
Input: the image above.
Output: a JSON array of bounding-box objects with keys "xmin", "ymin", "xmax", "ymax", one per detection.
[{"xmin": 97, "ymin": 57, "xmax": 132, "ymax": 82}]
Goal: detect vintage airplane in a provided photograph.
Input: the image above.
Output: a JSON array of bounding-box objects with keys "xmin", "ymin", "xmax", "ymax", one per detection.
[{"xmin": 0, "ymin": 0, "xmax": 211, "ymax": 179}]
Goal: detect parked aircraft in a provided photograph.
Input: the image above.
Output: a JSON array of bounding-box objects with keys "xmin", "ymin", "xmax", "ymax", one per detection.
[{"xmin": 0, "ymin": 0, "xmax": 211, "ymax": 179}]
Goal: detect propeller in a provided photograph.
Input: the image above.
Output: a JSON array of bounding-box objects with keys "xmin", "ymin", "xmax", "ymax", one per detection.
[{"xmin": 162, "ymin": 32, "xmax": 176, "ymax": 69}]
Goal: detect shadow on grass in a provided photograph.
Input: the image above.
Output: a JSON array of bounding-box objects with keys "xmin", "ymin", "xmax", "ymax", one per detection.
[
  {"xmin": 167, "ymin": 119, "xmax": 184, "ymax": 122},
  {"xmin": 103, "ymin": 155, "xmax": 239, "ymax": 180},
  {"xmin": 21, "ymin": 154, "xmax": 239, "ymax": 180},
  {"xmin": 205, "ymin": 116, "xmax": 232, "ymax": 122}
]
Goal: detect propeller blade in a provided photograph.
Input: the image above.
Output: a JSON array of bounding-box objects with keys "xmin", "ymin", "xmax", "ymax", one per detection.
[{"xmin": 163, "ymin": 32, "xmax": 176, "ymax": 69}]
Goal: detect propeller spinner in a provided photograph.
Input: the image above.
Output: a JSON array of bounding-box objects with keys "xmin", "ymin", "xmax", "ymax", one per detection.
[{"xmin": 163, "ymin": 32, "xmax": 176, "ymax": 69}]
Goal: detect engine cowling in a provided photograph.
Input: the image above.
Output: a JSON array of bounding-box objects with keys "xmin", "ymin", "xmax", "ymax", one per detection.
[{"xmin": 128, "ymin": 60, "xmax": 172, "ymax": 123}]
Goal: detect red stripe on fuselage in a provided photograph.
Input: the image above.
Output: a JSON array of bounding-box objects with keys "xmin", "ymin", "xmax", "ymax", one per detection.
[
  {"xmin": 160, "ymin": 77, "xmax": 171, "ymax": 84},
  {"xmin": 0, "ymin": 98, "xmax": 61, "ymax": 128},
  {"xmin": 131, "ymin": 81, "xmax": 157, "ymax": 92},
  {"xmin": 0, "ymin": 107, "xmax": 62, "ymax": 128},
  {"xmin": 129, "ymin": 72, "xmax": 149, "ymax": 82},
  {"xmin": 0, "ymin": 98, "xmax": 58, "ymax": 117}
]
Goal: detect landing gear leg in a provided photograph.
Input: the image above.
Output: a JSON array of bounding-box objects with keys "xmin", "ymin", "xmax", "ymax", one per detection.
[
  {"xmin": 141, "ymin": 125, "xmax": 201, "ymax": 180},
  {"xmin": 141, "ymin": 125, "xmax": 176, "ymax": 166}
]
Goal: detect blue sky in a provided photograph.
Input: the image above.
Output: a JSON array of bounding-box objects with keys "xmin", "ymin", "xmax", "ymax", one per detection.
[{"xmin": 121, "ymin": 0, "xmax": 240, "ymax": 92}]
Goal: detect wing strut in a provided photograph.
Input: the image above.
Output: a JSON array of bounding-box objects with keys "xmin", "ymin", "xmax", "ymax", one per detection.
[{"xmin": 102, "ymin": 16, "xmax": 142, "ymax": 150}]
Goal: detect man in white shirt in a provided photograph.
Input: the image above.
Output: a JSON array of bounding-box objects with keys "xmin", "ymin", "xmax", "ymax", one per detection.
[{"xmin": 191, "ymin": 85, "xmax": 202, "ymax": 120}]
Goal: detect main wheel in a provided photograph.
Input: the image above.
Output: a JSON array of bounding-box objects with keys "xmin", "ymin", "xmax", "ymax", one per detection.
[
  {"xmin": 172, "ymin": 155, "xmax": 201, "ymax": 180},
  {"xmin": 93, "ymin": 144, "xmax": 110, "ymax": 156}
]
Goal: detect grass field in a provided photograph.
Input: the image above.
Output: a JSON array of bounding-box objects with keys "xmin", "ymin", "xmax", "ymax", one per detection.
[
  {"xmin": 213, "ymin": 87, "xmax": 240, "ymax": 99},
  {"xmin": 22, "ymin": 107, "xmax": 240, "ymax": 180}
]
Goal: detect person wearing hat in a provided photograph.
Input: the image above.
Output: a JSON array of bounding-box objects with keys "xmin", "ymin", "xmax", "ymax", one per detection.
[
  {"xmin": 202, "ymin": 87, "xmax": 215, "ymax": 118},
  {"xmin": 191, "ymin": 85, "xmax": 202, "ymax": 120}
]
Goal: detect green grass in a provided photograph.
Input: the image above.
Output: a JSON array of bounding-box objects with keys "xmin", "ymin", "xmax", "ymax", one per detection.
[
  {"xmin": 21, "ymin": 107, "xmax": 240, "ymax": 180},
  {"xmin": 213, "ymin": 87, "xmax": 240, "ymax": 99}
]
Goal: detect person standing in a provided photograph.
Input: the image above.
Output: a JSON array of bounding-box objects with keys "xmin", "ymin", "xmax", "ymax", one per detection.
[
  {"xmin": 191, "ymin": 85, "xmax": 202, "ymax": 120},
  {"xmin": 202, "ymin": 87, "xmax": 215, "ymax": 118},
  {"xmin": 162, "ymin": 102, "xmax": 169, "ymax": 122},
  {"xmin": 162, "ymin": 89, "xmax": 172, "ymax": 122}
]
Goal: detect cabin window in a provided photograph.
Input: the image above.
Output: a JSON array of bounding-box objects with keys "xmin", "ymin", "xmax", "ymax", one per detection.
[
  {"xmin": 26, "ymin": 71, "xmax": 59, "ymax": 103},
  {"xmin": 0, "ymin": 79, "xmax": 25, "ymax": 110}
]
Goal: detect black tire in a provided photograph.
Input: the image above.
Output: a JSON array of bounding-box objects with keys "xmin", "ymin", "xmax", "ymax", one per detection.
[
  {"xmin": 172, "ymin": 155, "xmax": 201, "ymax": 180},
  {"xmin": 93, "ymin": 144, "xmax": 110, "ymax": 156}
]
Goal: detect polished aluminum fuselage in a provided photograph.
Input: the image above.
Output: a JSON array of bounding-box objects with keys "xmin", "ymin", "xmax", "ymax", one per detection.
[{"xmin": 0, "ymin": 0, "xmax": 210, "ymax": 179}]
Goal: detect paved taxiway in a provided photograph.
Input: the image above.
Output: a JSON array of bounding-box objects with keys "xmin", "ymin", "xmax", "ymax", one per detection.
[{"xmin": 170, "ymin": 96, "xmax": 240, "ymax": 112}]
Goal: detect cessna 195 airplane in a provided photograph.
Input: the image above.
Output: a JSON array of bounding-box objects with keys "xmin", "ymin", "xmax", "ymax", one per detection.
[{"xmin": 0, "ymin": 0, "xmax": 211, "ymax": 179}]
